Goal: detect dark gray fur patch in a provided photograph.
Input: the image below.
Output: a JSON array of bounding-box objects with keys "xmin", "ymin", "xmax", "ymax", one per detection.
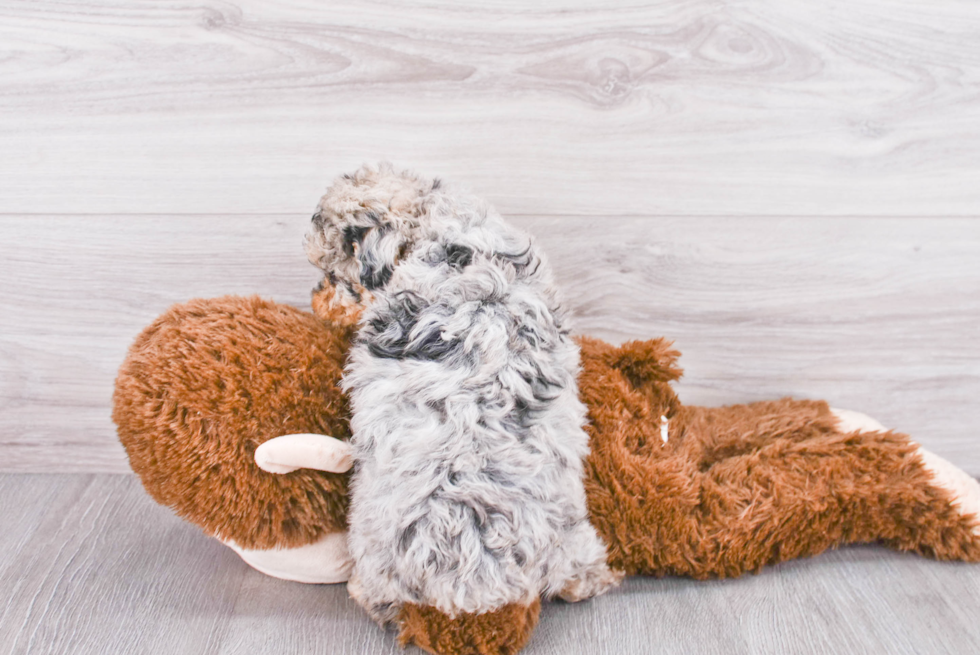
[
  {"xmin": 362, "ymin": 291, "xmax": 461, "ymax": 361},
  {"xmin": 501, "ymin": 363, "xmax": 565, "ymax": 433},
  {"xmin": 360, "ymin": 262, "xmax": 393, "ymax": 290},
  {"xmin": 398, "ymin": 520, "xmax": 419, "ymax": 555},
  {"xmin": 342, "ymin": 225, "xmax": 371, "ymax": 257},
  {"xmin": 493, "ymin": 241, "xmax": 541, "ymax": 278},
  {"xmin": 355, "ymin": 221, "xmax": 398, "ymax": 290},
  {"xmin": 445, "ymin": 243, "xmax": 473, "ymax": 269}
]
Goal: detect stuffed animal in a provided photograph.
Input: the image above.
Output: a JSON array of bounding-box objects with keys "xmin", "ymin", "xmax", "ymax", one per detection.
[{"xmin": 113, "ymin": 294, "xmax": 980, "ymax": 655}]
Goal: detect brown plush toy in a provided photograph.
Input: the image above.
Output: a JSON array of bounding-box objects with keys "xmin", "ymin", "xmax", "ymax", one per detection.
[{"xmin": 113, "ymin": 293, "xmax": 980, "ymax": 655}]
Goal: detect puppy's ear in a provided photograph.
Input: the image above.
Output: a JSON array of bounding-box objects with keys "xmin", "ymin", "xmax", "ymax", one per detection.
[
  {"xmin": 352, "ymin": 219, "xmax": 406, "ymax": 291},
  {"xmin": 341, "ymin": 225, "xmax": 371, "ymax": 258}
]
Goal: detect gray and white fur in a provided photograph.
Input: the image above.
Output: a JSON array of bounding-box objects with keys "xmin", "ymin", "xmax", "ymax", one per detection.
[{"xmin": 306, "ymin": 163, "xmax": 621, "ymax": 621}]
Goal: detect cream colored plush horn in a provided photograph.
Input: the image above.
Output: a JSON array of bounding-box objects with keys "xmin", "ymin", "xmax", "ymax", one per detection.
[{"xmin": 255, "ymin": 433, "xmax": 354, "ymax": 474}]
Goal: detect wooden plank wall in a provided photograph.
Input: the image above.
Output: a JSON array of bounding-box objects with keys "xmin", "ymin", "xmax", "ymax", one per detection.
[{"xmin": 1, "ymin": 0, "xmax": 978, "ymax": 473}]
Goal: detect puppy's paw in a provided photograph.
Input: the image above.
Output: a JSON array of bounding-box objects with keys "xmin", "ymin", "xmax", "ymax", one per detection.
[
  {"xmin": 557, "ymin": 563, "xmax": 624, "ymax": 603},
  {"xmin": 347, "ymin": 571, "xmax": 402, "ymax": 627}
]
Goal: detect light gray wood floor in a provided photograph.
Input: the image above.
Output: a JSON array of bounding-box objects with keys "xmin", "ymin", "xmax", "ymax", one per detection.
[{"xmin": 2, "ymin": 473, "xmax": 979, "ymax": 655}]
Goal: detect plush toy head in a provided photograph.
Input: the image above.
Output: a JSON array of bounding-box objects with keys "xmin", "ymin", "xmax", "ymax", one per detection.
[{"xmin": 112, "ymin": 296, "xmax": 354, "ymax": 553}]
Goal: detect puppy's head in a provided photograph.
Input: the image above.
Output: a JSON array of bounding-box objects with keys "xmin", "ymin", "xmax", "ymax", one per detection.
[{"xmin": 305, "ymin": 163, "xmax": 440, "ymax": 312}]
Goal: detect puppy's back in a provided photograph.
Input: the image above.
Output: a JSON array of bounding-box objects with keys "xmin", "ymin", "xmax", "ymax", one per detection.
[{"xmin": 342, "ymin": 186, "xmax": 617, "ymax": 619}]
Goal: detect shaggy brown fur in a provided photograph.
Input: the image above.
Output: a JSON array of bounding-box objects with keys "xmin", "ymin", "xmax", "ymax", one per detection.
[
  {"xmin": 113, "ymin": 296, "xmax": 980, "ymax": 655},
  {"xmin": 577, "ymin": 336, "xmax": 980, "ymax": 577},
  {"xmin": 398, "ymin": 601, "xmax": 541, "ymax": 655},
  {"xmin": 113, "ymin": 296, "xmax": 354, "ymax": 549}
]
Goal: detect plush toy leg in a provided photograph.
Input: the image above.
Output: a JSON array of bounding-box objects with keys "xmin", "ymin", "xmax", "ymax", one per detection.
[
  {"xmin": 586, "ymin": 397, "xmax": 980, "ymax": 579},
  {"xmin": 689, "ymin": 401, "xmax": 980, "ymax": 572},
  {"xmin": 828, "ymin": 408, "xmax": 887, "ymax": 433},
  {"xmin": 348, "ymin": 567, "xmax": 541, "ymax": 655},
  {"xmin": 832, "ymin": 408, "xmax": 980, "ymax": 538},
  {"xmin": 396, "ymin": 602, "xmax": 541, "ymax": 655},
  {"xmin": 916, "ymin": 449, "xmax": 980, "ymax": 537},
  {"xmin": 222, "ymin": 530, "xmax": 353, "ymax": 583}
]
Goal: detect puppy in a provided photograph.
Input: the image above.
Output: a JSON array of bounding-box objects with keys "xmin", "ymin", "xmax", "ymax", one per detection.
[{"xmin": 306, "ymin": 163, "xmax": 621, "ymax": 622}]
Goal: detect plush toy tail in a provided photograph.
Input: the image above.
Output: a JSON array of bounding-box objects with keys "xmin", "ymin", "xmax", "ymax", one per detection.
[{"xmin": 396, "ymin": 602, "xmax": 541, "ymax": 655}]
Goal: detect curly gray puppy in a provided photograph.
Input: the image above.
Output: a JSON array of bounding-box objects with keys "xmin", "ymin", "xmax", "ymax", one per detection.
[{"xmin": 306, "ymin": 163, "xmax": 622, "ymax": 622}]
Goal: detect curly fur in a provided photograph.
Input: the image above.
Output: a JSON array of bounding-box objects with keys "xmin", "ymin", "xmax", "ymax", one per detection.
[{"xmin": 306, "ymin": 164, "xmax": 620, "ymax": 620}]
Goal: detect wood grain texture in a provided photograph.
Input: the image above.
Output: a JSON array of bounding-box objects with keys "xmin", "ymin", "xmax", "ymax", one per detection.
[
  {"xmin": 1, "ymin": 215, "xmax": 978, "ymax": 474},
  {"xmin": 1, "ymin": 0, "xmax": 979, "ymax": 216},
  {"xmin": 1, "ymin": 473, "xmax": 979, "ymax": 655},
  {"xmin": 3, "ymin": 2, "xmax": 978, "ymax": 649},
  {"xmin": 0, "ymin": 215, "xmax": 320, "ymax": 472}
]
